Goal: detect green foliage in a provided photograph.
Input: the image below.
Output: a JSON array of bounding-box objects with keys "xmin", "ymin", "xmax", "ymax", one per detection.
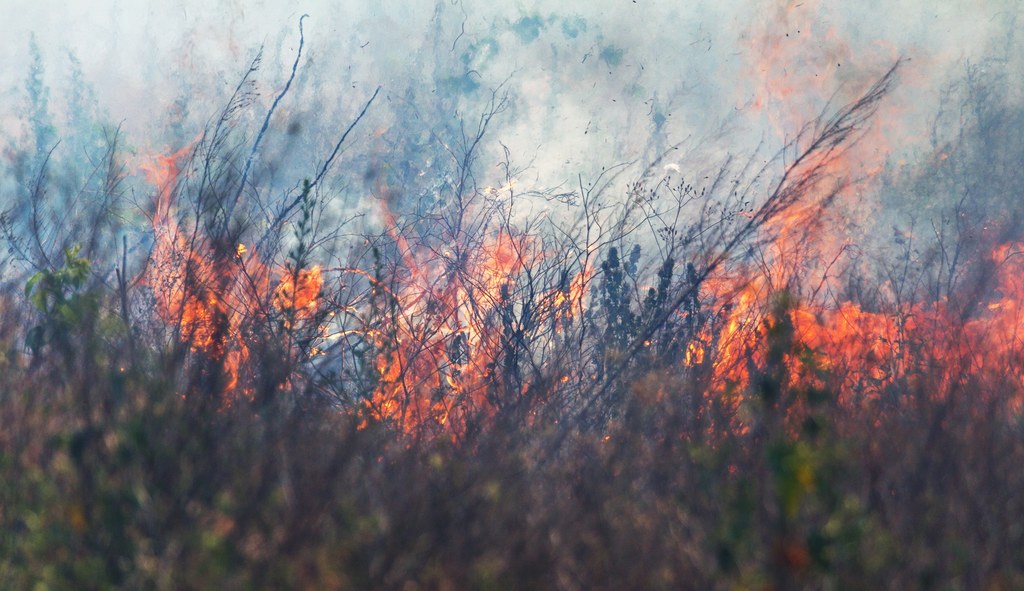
[{"xmin": 24, "ymin": 245, "xmax": 97, "ymax": 355}]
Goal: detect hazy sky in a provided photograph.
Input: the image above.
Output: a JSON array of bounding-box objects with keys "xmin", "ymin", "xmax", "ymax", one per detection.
[{"xmin": 1, "ymin": 0, "xmax": 1018, "ymax": 187}]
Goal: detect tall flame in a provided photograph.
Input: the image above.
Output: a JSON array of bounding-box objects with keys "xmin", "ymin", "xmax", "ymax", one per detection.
[{"xmin": 140, "ymin": 145, "xmax": 322, "ymax": 397}]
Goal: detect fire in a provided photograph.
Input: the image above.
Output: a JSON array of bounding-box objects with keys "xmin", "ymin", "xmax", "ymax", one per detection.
[
  {"xmin": 138, "ymin": 144, "xmax": 192, "ymax": 229},
  {"xmin": 364, "ymin": 179, "xmax": 575, "ymax": 434},
  {"xmin": 365, "ymin": 229, "xmax": 525, "ymax": 432},
  {"xmin": 274, "ymin": 266, "xmax": 323, "ymax": 328},
  {"xmin": 140, "ymin": 145, "xmax": 323, "ymax": 397},
  {"xmin": 690, "ymin": 234, "xmax": 1024, "ymax": 425},
  {"xmin": 128, "ymin": 31, "xmax": 1015, "ymax": 440},
  {"xmin": 135, "ymin": 145, "xmax": 1024, "ymax": 435},
  {"xmin": 685, "ymin": 339, "xmax": 705, "ymax": 366},
  {"xmin": 552, "ymin": 260, "xmax": 592, "ymax": 327},
  {"xmin": 741, "ymin": 0, "xmax": 905, "ymax": 280}
]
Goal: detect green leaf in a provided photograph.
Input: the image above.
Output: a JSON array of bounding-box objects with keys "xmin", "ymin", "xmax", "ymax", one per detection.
[{"xmin": 24, "ymin": 271, "xmax": 43, "ymax": 299}]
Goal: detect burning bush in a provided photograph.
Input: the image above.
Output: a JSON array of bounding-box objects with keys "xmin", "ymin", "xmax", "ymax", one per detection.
[{"xmin": 3, "ymin": 13, "xmax": 1024, "ymax": 590}]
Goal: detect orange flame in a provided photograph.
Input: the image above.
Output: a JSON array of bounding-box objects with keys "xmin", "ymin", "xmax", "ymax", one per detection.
[
  {"xmin": 364, "ymin": 175, "xmax": 574, "ymax": 435},
  {"xmin": 141, "ymin": 145, "xmax": 322, "ymax": 398},
  {"xmin": 694, "ymin": 237, "xmax": 1024, "ymax": 427},
  {"xmin": 274, "ymin": 266, "xmax": 323, "ymax": 328}
]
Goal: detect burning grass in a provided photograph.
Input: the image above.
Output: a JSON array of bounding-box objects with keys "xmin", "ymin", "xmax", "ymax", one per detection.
[{"xmin": 3, "ymin": 31, "xmax": 1024, "ymax": 591}]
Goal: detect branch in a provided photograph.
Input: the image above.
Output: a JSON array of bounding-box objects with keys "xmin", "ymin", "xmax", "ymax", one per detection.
[
  {"xmin": 257, "ymin": 86, "xmax": 381, "ymax": 252},
  {"xmin": 545, "ymin": 59, "xmax": 903, "ymax": 454},
  {"xmin": 226, "ymin": 14, "xmax": 309, "ymax": 226}
]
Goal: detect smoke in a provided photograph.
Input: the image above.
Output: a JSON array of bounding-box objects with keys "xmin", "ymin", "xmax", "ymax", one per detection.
[
  {"xmin": 2, "ymin": 0, "xmax": 1015, "ymax": 157},
  {"xmin": 1, "ymin": 0, "xmax": 1020, "ymax": 279}
]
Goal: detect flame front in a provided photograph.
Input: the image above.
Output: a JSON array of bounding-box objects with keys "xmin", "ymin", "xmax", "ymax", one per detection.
[{"xmin": 693, "ymin": 238, "xmax": 1024, "ymax": 425}]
